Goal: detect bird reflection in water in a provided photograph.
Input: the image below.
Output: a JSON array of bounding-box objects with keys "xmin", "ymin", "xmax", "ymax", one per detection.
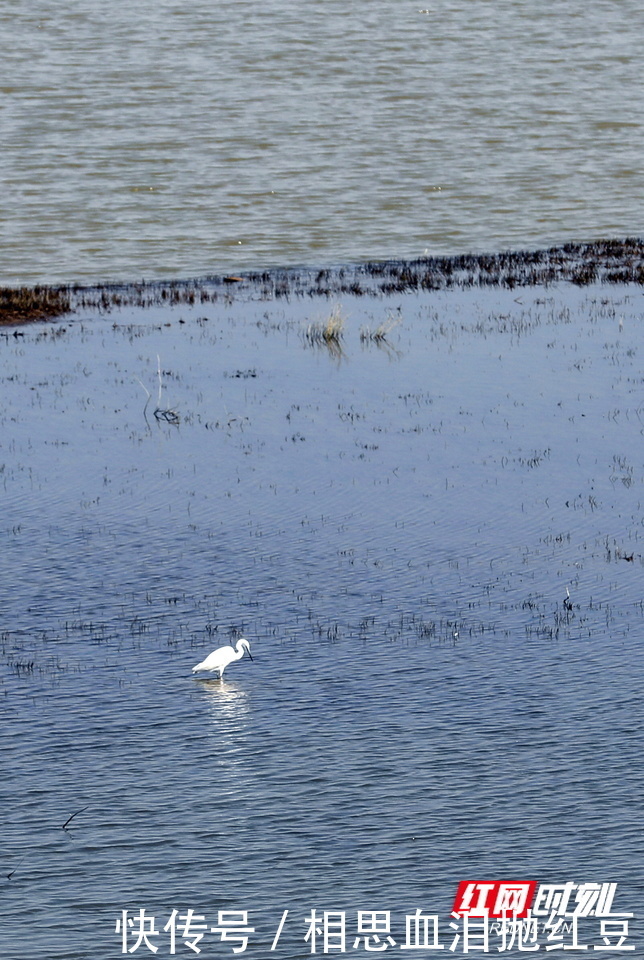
[
  {"xmin": 194, "ymin": 680, "xmax": 252, "ymax": 795},
  {"xmin": 194, "ymin": 678, "xmax": 250, "ymax": 723}
]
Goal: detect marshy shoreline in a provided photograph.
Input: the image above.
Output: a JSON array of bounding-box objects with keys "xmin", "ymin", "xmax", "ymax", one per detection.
[{"xmin": 2, "ymin": 236, "xmax": 643, "ymax": 326}]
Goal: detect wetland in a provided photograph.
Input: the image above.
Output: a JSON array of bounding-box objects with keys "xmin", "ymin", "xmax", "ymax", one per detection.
[{"xmin": 2, "ymin": 242, "xmax": 644, "ymax": 958}]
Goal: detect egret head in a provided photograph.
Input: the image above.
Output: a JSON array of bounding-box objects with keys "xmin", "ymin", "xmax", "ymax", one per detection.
[{"xmin": 238, "ymin": 638, "xmax": 253, "ymax": 660}]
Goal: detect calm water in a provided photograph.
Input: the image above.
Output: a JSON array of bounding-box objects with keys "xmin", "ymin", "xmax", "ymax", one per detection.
[
  {"xmin": 1, "ymin": 0, "xmax": 643, "ymax": 284},
  {"xmin": 2, "ymin": 284, "xmax": 644, "ymax": 958}
]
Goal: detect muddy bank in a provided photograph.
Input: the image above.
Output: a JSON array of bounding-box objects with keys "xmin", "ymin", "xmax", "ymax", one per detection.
[{"xmin": 2, "ymin": 236, "xmax": 643, "ymax": 325}]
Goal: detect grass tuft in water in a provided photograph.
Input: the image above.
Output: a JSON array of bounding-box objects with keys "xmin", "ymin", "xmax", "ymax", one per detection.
[
  {"xmin": 360, "ymin": 310, "xmax": 402, "ymax": 343},
  {"xmin": 305, "ymin": 304, "xmax": 345, "ymax": 346}
]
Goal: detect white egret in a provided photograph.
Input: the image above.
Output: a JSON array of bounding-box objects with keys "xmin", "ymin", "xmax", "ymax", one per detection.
[{"xmin": 192, "ymin": 638, "xmax": 253, "ymax": 680}]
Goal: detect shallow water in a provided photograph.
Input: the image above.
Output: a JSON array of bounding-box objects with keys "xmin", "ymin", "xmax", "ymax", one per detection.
[
  {"xmin": 2, "ymin": 283, "xmax": 644, "ymax": 957},
  {"xmin": 1, "ymin": 0, "xmax": 643, "ymax": 283}
]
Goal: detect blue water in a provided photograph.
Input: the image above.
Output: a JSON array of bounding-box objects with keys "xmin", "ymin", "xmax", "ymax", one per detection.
[{"xmin": 1, "ymin": 284, "xmax": 644, "ymax": 957}]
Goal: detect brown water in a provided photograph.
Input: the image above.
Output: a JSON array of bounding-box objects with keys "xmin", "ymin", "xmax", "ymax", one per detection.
[{"xmin": 1, "ymin": 0, "xmax": 643, "ymax": 284}]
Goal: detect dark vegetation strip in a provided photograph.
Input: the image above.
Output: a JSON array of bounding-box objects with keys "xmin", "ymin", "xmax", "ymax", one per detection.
[
  {"xmin": 0, "ymin": 286, "xmax": 71, "ymax": 325},
  {"xmin": 2, "ymin": 237, "xmax": 643, "ymax": 325}
]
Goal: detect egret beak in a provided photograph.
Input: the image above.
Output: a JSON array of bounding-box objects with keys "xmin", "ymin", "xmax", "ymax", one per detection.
[{"xmin": 247, "ymin": 649, "xmax": 253, "ymax": 661}]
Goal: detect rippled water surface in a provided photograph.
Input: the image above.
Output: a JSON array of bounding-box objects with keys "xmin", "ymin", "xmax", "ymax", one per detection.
[
  {"xmin": 2, "ymin": 284, "xmax": 644, "ymax": 957},
  {"xmin": 1, "ymin": 0, "xmax": 643, "ymax": 283}
]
